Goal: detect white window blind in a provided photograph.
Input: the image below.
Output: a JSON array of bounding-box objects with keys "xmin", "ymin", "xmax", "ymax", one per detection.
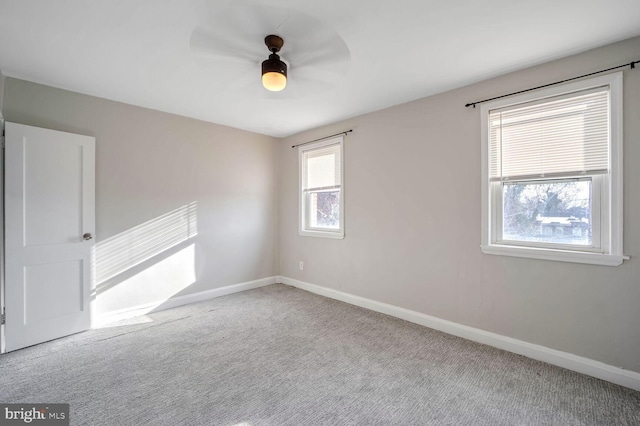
[
  {"xmin": 302, "ymin": 143, "xmax": 341, "ymax": 191},
  {"xmin": 489, "ymin": 87, "xmax": 610, "ymax": 182}
]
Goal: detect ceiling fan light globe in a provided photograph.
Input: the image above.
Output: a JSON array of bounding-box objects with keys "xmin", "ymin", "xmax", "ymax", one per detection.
[{"xmin": 262, "ymin": 72, "xmax": 287, "ymax": 91}]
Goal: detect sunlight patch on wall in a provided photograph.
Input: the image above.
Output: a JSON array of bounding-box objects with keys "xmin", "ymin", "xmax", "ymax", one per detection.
[
  {"xmin": 96, "ymin": 244, "xmax": 197, "ymax": 315},
  {"xmin": 95, "ymin": 202, "xmax": 197, "ymax": 284}
]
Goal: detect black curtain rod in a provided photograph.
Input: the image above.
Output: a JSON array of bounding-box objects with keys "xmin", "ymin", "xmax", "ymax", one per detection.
[
  {"xmin": 465, "ymin": 60, "xmax": 639, "ymax": 108},
  {"xmin": 291, "ymin": 130, "xmax": 353, "ymax": 148}
]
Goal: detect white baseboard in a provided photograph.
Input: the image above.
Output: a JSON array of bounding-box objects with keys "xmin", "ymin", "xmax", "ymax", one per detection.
[
  {"xmin": 278, "ymin": 276, "xmax": 640, "ymax": 392},
  {"xmin": 93, "ymin": 276, "xmax": 277, "ymax": 327}
]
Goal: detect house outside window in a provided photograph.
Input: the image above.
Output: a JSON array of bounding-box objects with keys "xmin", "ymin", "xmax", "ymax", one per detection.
[
  {"xmin": 299, "ymin": 136, "xmax": 344, "ymax": 239},
  {"xmin": 480, "ymin": 72, "xmax": 624, "ymax": 266}
]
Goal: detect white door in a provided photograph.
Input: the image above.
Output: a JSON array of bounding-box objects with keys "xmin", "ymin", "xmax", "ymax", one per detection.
[{"xmin": 4, "ymin": 122, "xmax": 95, "ymax": 352}]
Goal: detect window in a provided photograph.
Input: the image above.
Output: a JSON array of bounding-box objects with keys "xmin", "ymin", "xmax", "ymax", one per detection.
[
  {"xmin": 299, "ymin": 136, "xmax": 344, "ymax": 238},
  {"xmin": 481, "ymin": 72, "xmax": 624, "ymax": 266}
]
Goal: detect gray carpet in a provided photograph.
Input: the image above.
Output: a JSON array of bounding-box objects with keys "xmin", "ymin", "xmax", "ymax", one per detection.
[{"xmin": 1, "ymin": 284, "xmax": 639, "ymax": 425}]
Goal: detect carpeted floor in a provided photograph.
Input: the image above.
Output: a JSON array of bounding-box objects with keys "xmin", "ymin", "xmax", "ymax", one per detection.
[{"xmin": 1, "ymin": 284, "xmax": 639, "ymax": 425}]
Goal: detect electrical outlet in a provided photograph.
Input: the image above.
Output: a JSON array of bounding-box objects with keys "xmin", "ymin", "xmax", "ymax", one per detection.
[{"xmin": 299, "ymin": 261, "xmax": 304, "ymax": 271}]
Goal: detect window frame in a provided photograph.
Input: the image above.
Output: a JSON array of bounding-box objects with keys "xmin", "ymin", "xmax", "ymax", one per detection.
[
  {"xmin": 298, "ymin": 136, "xmax": 345, "ymax": 239},
  {"xmin": 480, "ymin": 72, "xmax": 624, "ymax": 266}
]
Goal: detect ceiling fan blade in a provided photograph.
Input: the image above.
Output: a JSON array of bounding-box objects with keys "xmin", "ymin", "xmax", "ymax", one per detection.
[
  {"xmin": 293, "ymin": 64, "xmax": 347, "ymax": 83},
  {"xmin": 276, "ymin": 16, "xmax": 351, "ymax": 78},
  {"xmin": 192, "ymin": 4, "xmax": 295, "ymax": 58},
  {"xmin": 289, "ymin": 45, "xmax": 350, "ymax": 69},
  {"xmin": 190, "ymin": 26, "xmax": 262, "ymax": 64},
  {"xmin": 222, "ymin": 77, "xmax": 262, "ymax": 98},
  {"xmin": 289, "ymin": 43, "xmax": 351, "ymax": 88}
]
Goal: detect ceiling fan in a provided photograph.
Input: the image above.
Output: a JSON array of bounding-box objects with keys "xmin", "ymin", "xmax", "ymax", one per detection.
[
  {"xmin": 261, "ymin": 34, "xmax": 287, "ymax": 92},
  {"xmin": 189, "ymin": 4, "xmax": 351, "ymax": 98}
]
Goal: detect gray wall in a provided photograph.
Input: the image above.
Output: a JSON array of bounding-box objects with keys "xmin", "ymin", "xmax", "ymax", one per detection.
[
  {"xmin": 278, "ymin": 36, "xmax": 640, "ymax": 373},
  {"xmin": 3, "ymin": 78, "xmax": 279, "ymax": 315}
]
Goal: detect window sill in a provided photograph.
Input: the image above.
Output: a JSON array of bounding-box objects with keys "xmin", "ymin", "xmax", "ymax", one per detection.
[
  {"xmin": 299, "ymin": 229, "xmax": 344, "ymax": 239},
  {"xmin": 480, "ymin": 244, "xmax": 627, "ymax": 266}
]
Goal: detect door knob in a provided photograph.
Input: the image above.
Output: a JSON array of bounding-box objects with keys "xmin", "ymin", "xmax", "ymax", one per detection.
[{"xmin": 83, "ymin": 233, "xmax": 93, "ymax": 241}]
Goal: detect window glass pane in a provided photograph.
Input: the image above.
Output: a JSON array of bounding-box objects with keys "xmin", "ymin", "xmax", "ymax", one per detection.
[
  {"xmin": 502, "ymin": 180, "xmax": 592, "ymax": 245},
  {"xmin": 307, "ymin": 190, "xmax": 340, "ymax": 229}
]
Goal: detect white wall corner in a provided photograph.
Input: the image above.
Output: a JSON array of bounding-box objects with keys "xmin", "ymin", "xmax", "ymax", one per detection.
[
  {"xmin": 277, "ymin": 276, "xmax": 640, "ymax": 392},
  {"xmin": 93, "ymin": 276, "xmax": 277, "ymax": 327}
]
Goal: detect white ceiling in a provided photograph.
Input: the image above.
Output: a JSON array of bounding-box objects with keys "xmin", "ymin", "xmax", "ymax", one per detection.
[{"xmin": 1, "ymin": 0, "xmax": 639, "ymax": 138}]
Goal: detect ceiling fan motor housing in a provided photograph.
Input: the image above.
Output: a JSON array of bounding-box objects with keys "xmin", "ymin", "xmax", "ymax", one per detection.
[{"xmin": 262, "ymin": 52, "xmax": 287, "ymax": 77}]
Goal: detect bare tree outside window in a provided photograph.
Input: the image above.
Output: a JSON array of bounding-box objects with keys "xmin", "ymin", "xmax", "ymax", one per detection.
[
  {"xmin": 503, "ymin": 180, "xmax": 591, "ymax": 245},
  {"xmin": 309, "ymin": 190, "xmax": 340, "ymax": 228}
]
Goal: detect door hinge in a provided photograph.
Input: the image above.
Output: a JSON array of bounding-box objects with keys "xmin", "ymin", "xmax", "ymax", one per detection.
[{"xmin": 1, "ymin": 308, "xmax": 5, "ymax": 325}]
